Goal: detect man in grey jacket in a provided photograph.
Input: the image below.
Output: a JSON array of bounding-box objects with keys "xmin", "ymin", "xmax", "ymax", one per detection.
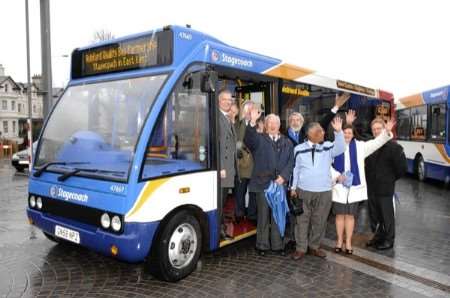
[{"xmin": 218, "ymin": 89, "xmax": 237, "ymax": 239}]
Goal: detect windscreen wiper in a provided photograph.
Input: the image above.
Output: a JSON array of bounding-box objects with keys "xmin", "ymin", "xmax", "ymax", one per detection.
[
  {"xmin": 57, "ymin": 167, "xmax": 98, "ymax": 182},
  {"xmin": 57, "ymin": 168, "xmax": 126, "ymax": 182},
  {"xmin": 33, "ymin": 161, "xmax": 89, "ymax": 177}
]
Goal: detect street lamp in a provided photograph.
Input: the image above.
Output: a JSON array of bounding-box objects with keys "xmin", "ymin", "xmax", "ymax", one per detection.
[{"xmin": 25, "ymin": 0, "xmax": 33, "ymax": 172}]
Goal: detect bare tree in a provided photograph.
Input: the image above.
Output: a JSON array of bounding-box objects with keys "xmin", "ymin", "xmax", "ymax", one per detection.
[{"xmin": 92, "ymin": 29, "xmax": 115, "ymax": 43}]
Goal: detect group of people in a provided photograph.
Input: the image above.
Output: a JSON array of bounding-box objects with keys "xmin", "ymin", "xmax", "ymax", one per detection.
[{"xmin": 217, "ymin": 88, "xmax": 407, "ymax": 259}]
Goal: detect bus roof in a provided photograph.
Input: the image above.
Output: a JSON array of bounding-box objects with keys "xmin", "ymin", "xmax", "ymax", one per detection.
[
  {"xmin": 71, "ymin": 25, "xmax": 393, "ymax": 100},
  {"xmin": 396, "ymin": 85, "xmax": 449, "ymax": 109}
]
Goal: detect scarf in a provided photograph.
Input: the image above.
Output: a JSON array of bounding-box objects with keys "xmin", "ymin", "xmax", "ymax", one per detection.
[{"xmin": 333, "ymin": 139, "xmax": 361, "ymax": 186}]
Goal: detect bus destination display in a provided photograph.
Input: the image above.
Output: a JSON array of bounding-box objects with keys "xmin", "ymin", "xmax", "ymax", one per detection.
[{"xmin": 72, "ymin": 30, "xmax": 172, "ymax": 78}]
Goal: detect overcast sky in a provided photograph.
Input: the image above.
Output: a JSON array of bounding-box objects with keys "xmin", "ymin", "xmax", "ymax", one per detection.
[{"xmin": 1, "ymin": 0, "xmax": 449, "ymax": 98}]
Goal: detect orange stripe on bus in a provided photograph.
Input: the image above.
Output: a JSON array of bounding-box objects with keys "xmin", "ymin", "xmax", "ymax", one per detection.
[
  {"xmin": 264, "ymin": 63, "xmax": 314, "ymax": 80},
  {"xmin": 127, "ymin": 178, "xmax": 169, "ymax": 218},
  {"xmin": 435, "ymin": 144, "xmax": 450, "ymax": 163},
  {"xmin": 398, "ymin": 93, "xmax": 424, "ymax": 108}
]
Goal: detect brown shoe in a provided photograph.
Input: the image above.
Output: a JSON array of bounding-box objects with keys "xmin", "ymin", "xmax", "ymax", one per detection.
[
  {"xmin": 290, "ymin": 250, "xmax": 305, "ymax": 261},
  {"xmin": 309, "ymin": 248, "xmax": 327, "ymax": 258}
]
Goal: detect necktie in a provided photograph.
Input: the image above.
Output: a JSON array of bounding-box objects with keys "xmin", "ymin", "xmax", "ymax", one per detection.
[{"xmin": 311, "ymin": 144, "xmax": 316, "ymax": 164}]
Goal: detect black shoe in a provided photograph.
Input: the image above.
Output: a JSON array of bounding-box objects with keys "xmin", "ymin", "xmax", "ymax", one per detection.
[
  {"xmin": 375, "ymin": 240, "xmax": 394, "ymax": 250},
  {"xmin": 256, "ymin": 249, "xmax": 267, "ymax": 256}
]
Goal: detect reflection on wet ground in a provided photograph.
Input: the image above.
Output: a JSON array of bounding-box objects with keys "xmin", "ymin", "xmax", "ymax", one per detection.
[{"xmin": 0, "ymin": 160, "xmax": 449, "ymax": 297}]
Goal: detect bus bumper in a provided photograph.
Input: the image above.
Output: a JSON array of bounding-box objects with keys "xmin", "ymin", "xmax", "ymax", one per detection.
[{"xmin": 27, "ymin": 208, "xmax": 159, "ymax": 263}]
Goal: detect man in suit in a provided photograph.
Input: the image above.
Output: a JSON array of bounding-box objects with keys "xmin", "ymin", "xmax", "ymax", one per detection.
[
  {"xmin": 244, "ymin": 108, "xmax": 294, "ymax": 256},
  {"xmin": 235, "ymin": 100, "xmax": 257, "ymax": 222},
  {"xmin": 365, "ymin": 118, "xmax": 407, "ymax": 250},
  {"xmin": 218, "ymin": 89, "xmax": 238, "ymax": 239}
]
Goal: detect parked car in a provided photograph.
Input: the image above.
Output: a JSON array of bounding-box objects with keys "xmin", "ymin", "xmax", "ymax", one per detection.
[{"xmin": 11, "ymin": 141, "xmax": 37, "ymax": 172}]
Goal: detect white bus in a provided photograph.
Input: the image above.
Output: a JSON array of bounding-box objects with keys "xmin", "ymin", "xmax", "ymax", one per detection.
[{"xmin": 396, "ymin": 86, "xmax": 450, "ymax": 184}]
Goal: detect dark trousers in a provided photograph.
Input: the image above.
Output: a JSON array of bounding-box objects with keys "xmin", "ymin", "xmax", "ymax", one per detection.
[
  {"xmin": 255, "ymin": 191, "xmax": 283, "ymax": 251},
  {"xmin": 368, "ymin": 195, "xmax": 395, "ymax": 242},
  {"xmin": 235, "ymin": 178, "xmax": 256, "ymax": 218}
]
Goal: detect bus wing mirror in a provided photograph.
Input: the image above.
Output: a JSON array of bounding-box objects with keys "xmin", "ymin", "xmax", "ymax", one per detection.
[{"xmin": 200, "ymin": 71, "xmax": 217, "ymax": 93}]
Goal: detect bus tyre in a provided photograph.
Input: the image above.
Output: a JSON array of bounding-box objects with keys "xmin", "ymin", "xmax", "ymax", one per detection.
[
  {"xmin": 416, "ymin": 155, "xmax": 426, "ymax": 181},
  {"xmin": 148, "ymin": 211, "xmax": 202, "ymax": 282}
]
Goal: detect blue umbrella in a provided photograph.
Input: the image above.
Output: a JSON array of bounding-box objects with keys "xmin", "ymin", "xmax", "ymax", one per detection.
[{"xmin": 264, "ymin": 181, "xmax": 290, "ymax": 237}]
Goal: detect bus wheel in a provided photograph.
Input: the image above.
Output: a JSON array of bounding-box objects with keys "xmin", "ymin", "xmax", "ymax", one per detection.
[
  {"xmin": 148, "ymin": 211, "xmax": 202, "ymax": 282},
  {"xmin": 416, "ymin": 155, "xmax": 426, "ymax": 181}
]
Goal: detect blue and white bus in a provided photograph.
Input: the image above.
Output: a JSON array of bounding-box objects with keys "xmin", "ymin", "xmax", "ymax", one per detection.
[
  {"xmin": 27, "ymin": 25, "xmax": 395, "ymax": 281},
  {"xmin": 396, "ymin": 86, "xmax": 450, "ymax": 184}
]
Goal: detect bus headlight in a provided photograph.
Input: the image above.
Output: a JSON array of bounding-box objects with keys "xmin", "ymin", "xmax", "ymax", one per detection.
[
  {"xmin": 36, "ymin": 197, "xmax": 43, "ymax": 210},
  {"xmin": 111, "ymin": 216, "xmax": 122, "ymax": 232},
  {"xmin": 101, "ymin": 213, "xmax": 111, "ymax": 229},
  {"xmin": 29, "ymin": 195, "xmax": 36, "ymax": 208}
]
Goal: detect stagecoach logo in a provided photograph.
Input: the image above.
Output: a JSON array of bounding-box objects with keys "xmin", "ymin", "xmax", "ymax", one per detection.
[
  {"xmin": 211, "ymin": 50, "xmax": 220, "ymax": 62},
  {"xmin": 49, "ymin": 185, "xmax": 89, "ymax": 203},
  {"xmin": 211, "ymin": 50, "xmax": 254, "ymax": 68}
]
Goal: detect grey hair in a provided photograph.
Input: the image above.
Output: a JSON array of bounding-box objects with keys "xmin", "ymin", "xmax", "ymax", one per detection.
[
  {"xmin": 306, "ymin": 122, "xmax": 322, "ymax": 135},
  {"xmin": 288, "ymin": 112, "xmax": 304, "ymax": 124},
  {"xmin": 218, "ymin": 89, "xmax": 232, "ymax": 101},
  {"xmin": 264, "ymin": 113, "xmax": 281, "ymax": 126}
]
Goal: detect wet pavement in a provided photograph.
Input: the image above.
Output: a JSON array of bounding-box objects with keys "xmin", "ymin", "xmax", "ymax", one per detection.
[{"xmin": 0, "ymin": 159, "xmax": 449, "ymax": 297}]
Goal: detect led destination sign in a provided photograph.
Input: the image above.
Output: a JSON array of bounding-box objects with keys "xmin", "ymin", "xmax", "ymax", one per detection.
[{"xmin": 72, "ymin": 30, "xmax": 173, "ymax": 78}]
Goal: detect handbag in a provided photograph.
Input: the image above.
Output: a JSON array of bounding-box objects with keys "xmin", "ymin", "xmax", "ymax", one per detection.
[{"xmin": 288, "ymin": 188, "xmax": 304, "ymax": 216}]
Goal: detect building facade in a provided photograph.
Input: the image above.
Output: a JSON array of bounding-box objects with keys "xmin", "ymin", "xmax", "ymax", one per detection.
[{"xmin": 0, "ymin": 64, "xmax": 44, "ymax": 146}]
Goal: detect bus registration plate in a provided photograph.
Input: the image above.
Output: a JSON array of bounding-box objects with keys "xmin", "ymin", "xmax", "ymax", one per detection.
[{"xmin": 55, "ymin": 225, "xmax": 80, "ymax": 244}]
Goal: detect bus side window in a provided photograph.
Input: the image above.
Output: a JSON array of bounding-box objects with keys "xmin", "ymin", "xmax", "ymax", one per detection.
[{"xmin": 141, "ymin": 71, "xmax": 210, "ymax": 180}]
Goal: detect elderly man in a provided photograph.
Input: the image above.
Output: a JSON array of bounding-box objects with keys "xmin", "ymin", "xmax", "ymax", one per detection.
[
  {"xmin": 286, "ymin": 92, "xmax": 351, "ymax": 146},
  {"xmin": 365, "ymin": 118, "xmax": 407, "ymax": 250},
  {"xmin": 287, "ymin": 112, "xmax": 305, "ymax": 145},
  {"xmin": 234, "ymin": 100, "xmax": 257, "ymax": 222},
  {"xmin": 244, "ymin": 107, "xmax": 294, "ymax": 256},
  {"xmin": 290, "ymin": 117, "xmax": 345, "ymax": 260},
  {"xmin": 218, "ymin": 89, "xmax": 237, "ymax": 239}
]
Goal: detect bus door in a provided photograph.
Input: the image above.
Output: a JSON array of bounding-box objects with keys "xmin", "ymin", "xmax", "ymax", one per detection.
[{"xmin": 213, "ymin": 69, "xmax": 277, "ymax": 245}]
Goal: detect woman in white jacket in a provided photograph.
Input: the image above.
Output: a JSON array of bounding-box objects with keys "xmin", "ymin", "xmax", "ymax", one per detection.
[{"xmin": 331, "ymin": 118, "xmax": 395, "ymax": 254}]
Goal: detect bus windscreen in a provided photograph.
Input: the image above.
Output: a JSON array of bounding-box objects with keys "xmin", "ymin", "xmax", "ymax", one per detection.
[{"xmin": 71, "ymin": 30, "xmax": 173, "ymax": 79}]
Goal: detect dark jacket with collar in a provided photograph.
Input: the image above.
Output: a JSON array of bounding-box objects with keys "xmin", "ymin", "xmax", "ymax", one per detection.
[
  {"xmin": 244, "ymin": 125, "xmax": 294, "ymax": 192},
  {"xmin": 365, "ymin": 140, "xmax": 407, "ymax": 197}
]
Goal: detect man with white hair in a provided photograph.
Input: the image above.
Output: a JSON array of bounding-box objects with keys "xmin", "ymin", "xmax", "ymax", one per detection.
[{"xmin": 244, "ymin": 107, "xmax": 294, "ymax": 256}]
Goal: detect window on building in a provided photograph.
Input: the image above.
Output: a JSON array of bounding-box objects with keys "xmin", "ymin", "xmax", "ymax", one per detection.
[
  {"xmin": 12, "ymin": 121, "xmax": 16, "ymax": 133},
  {"xmin": 3, "ymin": 121, "xmax": 8, "ymax": 133},
  {"xmin": 396, "ymin": 109, "xmax": 411, "ymax": 140},
  {"xmin": 2, "ymin": 100, "xmax": 7, "ymax": 110},
  {"xmin": 33, "ymin": 105, "xmax": 36, "ymax": 113},
  {"xmin": 141, "ymin": 68, "xmax": 210, "ymax": 180},
  {"xmin": 11, "ymin": 101, "xmax": 15, "ymax": 111},
  {"xmin": 5, "ymin": 84, "xmax": 8, "ymax": 93},
  {"xmin": 429, "ymin": 103, "xmax": 446, "ymax": 142},
  {"xmin": 18, "ymin": 103, "xmax": 22, "ymax": 113},
  {"xmin": 410, "ymin": 105, "xmax": 427, "ymax": 140}
]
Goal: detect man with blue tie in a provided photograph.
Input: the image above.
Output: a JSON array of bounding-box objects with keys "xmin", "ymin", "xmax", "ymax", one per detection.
[{"xmin": 290, "ymin": 117, "xmax": 345, "ymax": 260}]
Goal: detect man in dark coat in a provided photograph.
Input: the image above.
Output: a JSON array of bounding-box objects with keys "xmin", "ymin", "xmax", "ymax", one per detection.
[
  {"xmin": 365, "ymin": 118, "xmax": 407, "ymax": 250},
  {"xmin": 244, "ymin": 108, "xmax": 294, "ymax": 256},
  {"xmin": 218, "ymin": 89, "xmax": 237, "ymax": 239}
]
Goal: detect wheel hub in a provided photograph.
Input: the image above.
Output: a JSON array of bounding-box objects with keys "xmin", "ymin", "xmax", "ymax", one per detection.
[{"xmin": 168, "ymin": 223, "xmax": 197, "ymax": 269}]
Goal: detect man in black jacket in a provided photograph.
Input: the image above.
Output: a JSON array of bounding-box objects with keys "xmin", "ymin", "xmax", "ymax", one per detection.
[
  {"xmin": 365, "ymin": 118, "xmax": 407, "ymax": 250},
  {"xmin": 244, "ymin": 108, "xmax": 294, "ymax": 256}
]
